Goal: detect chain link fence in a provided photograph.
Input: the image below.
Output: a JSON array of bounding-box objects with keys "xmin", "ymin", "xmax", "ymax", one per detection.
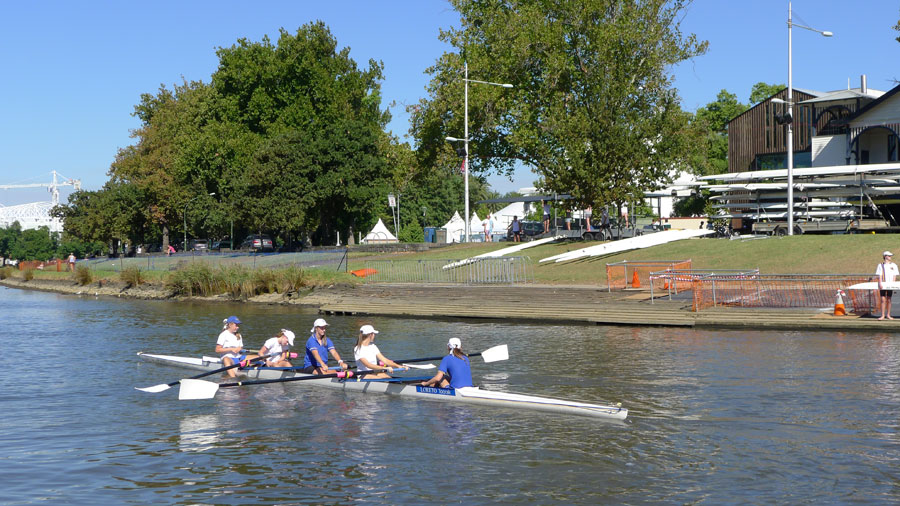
[{"xmin": 362, "ymin": 256, "xmax": 533, "ymax": 285}]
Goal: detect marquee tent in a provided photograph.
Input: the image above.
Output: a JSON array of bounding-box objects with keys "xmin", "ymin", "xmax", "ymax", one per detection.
[{"xmin": 361, "ymin": 218, "xmax": 398, "ymax": 244}]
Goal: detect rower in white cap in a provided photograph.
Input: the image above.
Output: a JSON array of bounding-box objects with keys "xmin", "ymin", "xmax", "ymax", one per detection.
[
  {"xmin": 420, "ymin": 337, "xmax": 473, "ymax": 389},
  {"xmin": 258, "ymin": 329, "xmax": 296, "ymax": 367},
  {"xmin": 301, "ymin": 318, "xmax": 349, "ymax": 374},
  {"xmin": 353, "ymin": 324, "xmax": 404, "ymax": 379}
]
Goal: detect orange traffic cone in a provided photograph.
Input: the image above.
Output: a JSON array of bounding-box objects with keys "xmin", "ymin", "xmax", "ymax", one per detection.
[
  {"xmin": 663, "ymin": 279, "xmax": 670, "ymax": 290},
  {"xmin": 833, "ymin": 289, "xmax": 847, "ymax": 316},
  {"xmin": 631, "ymin": 270, "xmax": 641, "ymax": 289}
]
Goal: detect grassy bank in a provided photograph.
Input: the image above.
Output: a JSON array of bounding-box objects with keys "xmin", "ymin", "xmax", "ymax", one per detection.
[
  {"xmin": 346, "ymin": 234, "xmax": 891, "ymax": 285},
  {"xmin": 5, "ymin": 234, "xmax": 889, "ymax": 291}
]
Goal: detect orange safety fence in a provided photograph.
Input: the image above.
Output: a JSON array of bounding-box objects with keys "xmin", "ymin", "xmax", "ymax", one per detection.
[
  {"xmin": 690, "ymin": 274, "xmax": 874, "ymax": 313},
  {"xmin": 18, "ymin": 259, "xmax": 64, "ymax": 272},
  {"xmin": 606, "ymin": 260, "xmax": 691, "ymax": 291}
]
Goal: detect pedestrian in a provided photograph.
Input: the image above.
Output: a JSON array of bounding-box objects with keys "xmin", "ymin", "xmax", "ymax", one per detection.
[
  {"xmin": 511, "ymin": 216, "xmax": 521, "ymax": 242},
  {"xmin": 874, "ymin": 251, "xmax": 899, "ymax": 320},
  {"xmin": 565, "ymin": 209, "xmax": 572, "ymax": 230},
  {"xmin": 67, "ymin": 252, "xmax": 76, "ymax": 271},
  {"xmin": 215, "ymin": 316, "xmax": 258, "ymax": 377},
  {"xmin": 301, "ymin": 318, "xmax": 349, "ymax": 374},
  {"xmin": 542, "ymin": 200, "xmax": 551, "ymax": 233},
  {"xmin": 420, "ymin": 338, "xmax": 473, "ymax": 389},
  {"xmin": 601, "ymin": 208, "xmax": 610, "ymax": 233},
  {"xmin": 482, "ymin": 213, "xmax": 493, "ymax": 242},
  {"xmin": 585, "ymin": 206, "xmax": 593, "ymax": 231}
]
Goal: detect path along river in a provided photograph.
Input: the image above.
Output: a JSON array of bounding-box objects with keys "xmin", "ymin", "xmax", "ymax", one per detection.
[{"xmin": 2, "ymin": 286, "xmax": 900, "ymax": 504}]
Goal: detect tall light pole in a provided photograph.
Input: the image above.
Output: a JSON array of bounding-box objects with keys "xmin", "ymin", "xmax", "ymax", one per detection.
[
  {"xmin": 784, "ymin": 2, "xmax": 832, "ymax": 235},
  {"xmin": 184, "ymin": 192, "xmax": 215, "ymax": 250},
  {"xmin": 446, "ymin": 61, "xmax": 512, "ymax": 242}
]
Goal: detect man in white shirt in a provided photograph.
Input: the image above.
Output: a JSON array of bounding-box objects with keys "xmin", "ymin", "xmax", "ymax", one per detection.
[{"xmin": 874, "ymin": 251, "xmax": 899, "ymax": 320}]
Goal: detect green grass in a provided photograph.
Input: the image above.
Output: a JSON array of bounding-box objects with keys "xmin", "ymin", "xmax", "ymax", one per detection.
[{"xmin": 348, "ymin": 235, "xmax": 887, "ymax": 285}]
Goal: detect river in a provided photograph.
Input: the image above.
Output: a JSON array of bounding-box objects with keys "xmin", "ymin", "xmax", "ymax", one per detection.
[{"xmin": 2, "ymin": 286, "xmax": 899, "ymax": 504}]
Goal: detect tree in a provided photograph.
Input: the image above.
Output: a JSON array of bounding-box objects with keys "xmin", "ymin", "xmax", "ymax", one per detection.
[
  {"xmin": 692, "ymin": 90, "xmax": 747, "ymax": 176},
  {"xmin": 410, "ymin": 0, "xmax": 708, "ymax": 212},
  {"xmin": 749, "ymin": 82, "xmax": 785, "ymax": 105}
]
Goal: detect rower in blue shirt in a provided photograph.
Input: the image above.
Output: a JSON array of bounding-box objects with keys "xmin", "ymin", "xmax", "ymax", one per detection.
[
  {"xmin": 420, "ymin": 337, "xmax": 473, "ymax": 389},
  {"xmin": 300, "ymin": 318, "xmax": 349, "ymax": 374}
]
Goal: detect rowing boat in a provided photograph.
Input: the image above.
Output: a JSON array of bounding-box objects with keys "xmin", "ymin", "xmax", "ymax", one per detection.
[{"xmin": 137, "ymin": 352, "xmax": 628, "ymax": 420}]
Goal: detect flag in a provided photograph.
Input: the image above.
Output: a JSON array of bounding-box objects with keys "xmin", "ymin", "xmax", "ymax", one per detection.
[{"xmin": 460, "ymin": 159, "xmax": 466, "ymax": 174}]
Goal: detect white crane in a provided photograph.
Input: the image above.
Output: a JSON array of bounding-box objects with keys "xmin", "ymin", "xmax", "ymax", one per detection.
[{"xmin": 0, "ymin": 170, "xmax": 82, "ymax": 206}]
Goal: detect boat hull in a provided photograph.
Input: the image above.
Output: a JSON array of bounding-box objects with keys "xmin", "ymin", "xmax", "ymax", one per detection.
[{"xmin": 137, "ymin": 352, "xmax": 628, "ymax": 420}]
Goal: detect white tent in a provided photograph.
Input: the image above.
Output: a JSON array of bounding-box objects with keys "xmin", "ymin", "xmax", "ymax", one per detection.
[
  {"xmin": 469, "ymin": 212, "xmax": 481, "ymax": 240},
  {"xmin": 442, "ymin": 211, "xmax": 467, "ymax": 243},
  {"xmin": 361, "ymin": 218, "xmax": 398, "ymax": 244}
]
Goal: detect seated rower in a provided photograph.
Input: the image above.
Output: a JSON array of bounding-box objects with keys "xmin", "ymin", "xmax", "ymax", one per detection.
[
  {"xmin": 420, "ymin": 337, "xmax": 473, "ymax": 389},
  {"xmin": 215, "ymin": 316, "xmax": 258, "ymax": 378},
  {"xmin": 353, "ymin": 324, "xmax": 404, "ymax": 379},
  {"xmin": 300, "ymin": 318, "xmax": 349, "ymax": 374},
  {"xmin": 258, "ymin": 329, "xmax": 296, "ymax": 367}
]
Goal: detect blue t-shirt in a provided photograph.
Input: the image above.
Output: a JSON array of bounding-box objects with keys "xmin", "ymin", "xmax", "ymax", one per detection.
[
  {"xmin": 439, "ymin": 354, "xmax": 473, "ymax": 389},
  {"xmin": 303, "ymin": 335, "xmax": 335, "ymax": 368}
]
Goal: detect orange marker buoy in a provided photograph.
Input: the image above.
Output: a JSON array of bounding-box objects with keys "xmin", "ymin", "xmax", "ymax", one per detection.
[
  {"xmin": 631, "ymin": 270, "xmax": 641, "ymax": 289},
  {"xmin": 833, "ymin": 289, "xmax": 847, "ymax": 316}
]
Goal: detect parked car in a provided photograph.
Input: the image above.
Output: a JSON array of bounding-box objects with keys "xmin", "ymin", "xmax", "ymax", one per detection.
[
  {"xmin": 240, "ymin": 234, "xmax": 274, "ymax": 252},
  {"xmin": 189, "ymin": 239, "xmax": 208, "ymax": 251},
  {"xmin": 505, "ymin": 220, "xmax": 545, "ymax": 241},
  {"xmin": 210, "ymin": 238, "xmax": 232, "ymax": 251}
]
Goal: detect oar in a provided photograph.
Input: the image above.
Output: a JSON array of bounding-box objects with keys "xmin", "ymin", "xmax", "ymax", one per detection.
[
  {"xmin": 136, "ymin": 352, "xmax": 281, "ymax": 393},
  {"xmin": 393, "ymin": 344, "xmax": 508, "ymax": 365},
  {"xmin": 179, "ymin": 369, "xmax": 380, "ymax": 400}
]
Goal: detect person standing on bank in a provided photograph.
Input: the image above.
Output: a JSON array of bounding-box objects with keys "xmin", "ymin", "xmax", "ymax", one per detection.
[
  {"xmin": 258, "ymin": 329, "xmax": 296, "ymax": 367},
  {"xmin": 510, "ymin": 216, "xmax": 521, "ymax": 242},
  {"xmin": 216, "ymin": 316, "xmax": 257, "ymax": 378},
  {"xmin": 542, "ymin": 200, "xmax": 551, "ymax": 234},
  {"xmin": 420, "ymin": 338, "xmax": 473, "ymax": 389},
  {"xmin": 302, "ymin": 318, "xmax": 349, "ymax": 374},
  {"xmin": 875, "ymin": 251, "xmax": 899, "ymax": 320},
  {"xmin": 67, "ymin": 252, "xmax": 76, "ymax": 271},
  {"xmin": 353, "ymin": 325, "xmax": 404, "ymax": 379}
]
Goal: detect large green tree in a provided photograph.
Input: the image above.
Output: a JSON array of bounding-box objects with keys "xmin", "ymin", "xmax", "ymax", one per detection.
[{"xmin": 410, "ymin": 0, "xmax": 708, "ymax": 211}]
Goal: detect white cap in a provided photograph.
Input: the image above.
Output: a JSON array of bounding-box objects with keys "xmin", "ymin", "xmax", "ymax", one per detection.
[
  {"xmin": 359, "ymin": 324, "xmax": 379, "ymax": 335},
  {"xmin": 885, "ymin": 251, "xmax": 894, "ymax": 257},
  {"xmin": 281, "ymin": 329, "xmax": 295, "ymax": 346},
  {"xmin": 447, "ymin": 337, "xmax": 462, "ymax": 350},
  {"xmin": 310, "ymin": 318, "xmax": 329, "ymax": 332}
]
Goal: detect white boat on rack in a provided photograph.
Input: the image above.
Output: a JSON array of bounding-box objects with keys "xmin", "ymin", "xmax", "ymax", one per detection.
[{"xmin": 137, "ymin": 352, "xmax": 628, "ymax": 421}]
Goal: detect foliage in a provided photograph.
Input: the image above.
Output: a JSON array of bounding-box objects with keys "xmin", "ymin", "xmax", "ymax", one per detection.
[
  {"xmin": 749, "ymin": 82, "xmax": 785, "ymax": 105},
  {"xmin": 120, "ymin": 266, "xmax": 144, "ymax": 288},
  {"xmin": 23, "ymin": 269, "xmax": 34, "ymax": 281},
  {"xmin": 0, "ymin": 266, "xmax": 12, "ymax": 279},
  {"xmin": 672, "ymin": 193, "xmax": 708, "ymax": 217},
  {"xmin": 410, "ymin": 0, "xmax": 708, "ymax": 212},
  {"xmin": 398, "ymin": 221, "xmax": 425, "ymax": 243},
  {"xmin": 9, "ymin": 227, "xmax": 57, "ymax": 261},
  {"xmin": 166, "ymin": 263, "xmax": 328, "ymax": 299},
  {"xmin": 74, "ymin": 265, "xmax": 94, "ymax": 285}
]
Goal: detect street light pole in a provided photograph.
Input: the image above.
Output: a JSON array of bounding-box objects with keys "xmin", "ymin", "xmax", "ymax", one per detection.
[
  {"xmin": 184, "ymin": 192, "xmax": 215, "ymax": 250},
  {"xmin": 446, "ymin": 61, "xmax": 512, "ymax": 242},
  {"xmin": 786, "ymin": 1, "xmax": 831, "ymax": 235}
]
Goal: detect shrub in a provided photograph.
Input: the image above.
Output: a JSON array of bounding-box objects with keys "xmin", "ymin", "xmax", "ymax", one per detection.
[
  {"xmin": 120, "ymin": 266, "xmax": 144, "ymax": 288},
  {"xmin": 167, "ymin": 262, "xmax": 219, "ymax": 296},
  {"xmin": 23, "ymin": 268, "xmax": 34, "ymax": 281},
  {"xmin": 0, "ymin": 267, "xmax": 11, "ymax": 280},
  {"xmin": 279, "ymin": 265, "xmax": 306, "ymax": 292},
  {"xmin": 218, "ymin": 264, "xmax": 253, "ymax": 299},
  {"xmin": 252, "ymin": 268, "xmax": 279, "ymax": 294},
  {"xmin": 74, "ymin": 265, "xmax": 93, "ymax": 285}
]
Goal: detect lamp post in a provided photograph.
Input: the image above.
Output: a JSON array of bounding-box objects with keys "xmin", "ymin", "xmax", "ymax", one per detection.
[
  {"xmin": 783, "ymin": 2, "xmax": 832, "ymax": 235},
  {"xmin": 184, "ymin": 192, "xmax": 215, "ymax": 250},
  {"xmin": 446, "ymin": 61, "xmax": 513, "ymax": 242}
]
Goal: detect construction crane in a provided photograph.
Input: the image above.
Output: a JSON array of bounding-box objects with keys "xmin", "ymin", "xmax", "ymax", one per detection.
[{"xmin": 0, "ymin": 170, "xmax": 82, "ymax": 206}]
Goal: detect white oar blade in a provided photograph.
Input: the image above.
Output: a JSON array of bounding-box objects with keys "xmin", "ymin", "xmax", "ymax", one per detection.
[
  {"xmin": 135, "ymin": 383, "xmax": 172, "ymax": 393},
  {"xmin": 480, "ymin": 344, "xmax": 509, "ymax": 363},
  {"xmin": 401, "ymin": 363, "xmax": 436, "ymax": 370},
  {"xmin": 179, "ymin": 379, "xmax": 220, "ymax": 400}
]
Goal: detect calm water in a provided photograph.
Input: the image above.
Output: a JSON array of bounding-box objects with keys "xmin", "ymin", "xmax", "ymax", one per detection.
[{"xmin": 2, "ymin": 287, "xmax": 900, "ymax": 504}]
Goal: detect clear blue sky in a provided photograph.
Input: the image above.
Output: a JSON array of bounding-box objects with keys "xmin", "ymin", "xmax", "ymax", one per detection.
[{"xmin": 1, "ymin": 0, "xmax": 897, "ymax": 206}]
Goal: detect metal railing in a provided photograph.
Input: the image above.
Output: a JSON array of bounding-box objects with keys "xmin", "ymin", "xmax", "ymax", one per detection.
[
  {"xmin": 362, "ymin": 256, "xmax": 533, "ymax": 285},
  {"xmin": 689, "ymin": 273, "xmax": 872, "ymax": 312},
  {"xmin": 650, "ymin": 268, "xmax": 760, "ymax": 300}
]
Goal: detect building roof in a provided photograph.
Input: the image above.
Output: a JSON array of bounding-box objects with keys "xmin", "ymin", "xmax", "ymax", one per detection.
[{"xmin": 800, "ymin": 87, "xmax": 885, "ymax": 104}]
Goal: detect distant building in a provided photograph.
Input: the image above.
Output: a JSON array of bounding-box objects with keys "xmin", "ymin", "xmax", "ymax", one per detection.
[{"xmin": 0, "ymin": 202, "xmax": 62, "ymax": 233}]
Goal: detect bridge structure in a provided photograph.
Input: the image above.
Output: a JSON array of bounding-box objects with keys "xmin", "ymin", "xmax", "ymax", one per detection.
[{"xmin": 0, "ymin": 171, "xmax": 81, "ymax": 233}]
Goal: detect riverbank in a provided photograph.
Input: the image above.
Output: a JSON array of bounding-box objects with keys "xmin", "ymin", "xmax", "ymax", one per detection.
[{"xmin": 3, "ymin": 275, "xmax": 898, "ymax": 333}]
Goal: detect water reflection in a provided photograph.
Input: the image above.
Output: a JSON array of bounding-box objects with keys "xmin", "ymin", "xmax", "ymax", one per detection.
[{"xmin": 178, "ymin": 415, "xmax": 221, "ymax": 452}]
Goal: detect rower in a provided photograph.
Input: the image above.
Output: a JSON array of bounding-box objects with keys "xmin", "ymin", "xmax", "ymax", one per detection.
[
  {"xmin": 353, "ymin": 324, "xmax": 403, "ymax": 379},
  {"xmin": 258, "ymin": 329, "xmax": 295, "ymax": 367},
  {"xmin": 215, "ymin": 316, "xmax": 258, "ymax": 378},
  {"xmin": 420, "ymin": 338, "xmax": 473, "ymax": 389},
  {"xmin": 300, "ymin": 318, "xmax": 349, "ymax": 374}
]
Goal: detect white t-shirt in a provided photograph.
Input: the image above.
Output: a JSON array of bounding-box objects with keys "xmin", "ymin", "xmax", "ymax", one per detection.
[
  {"xmin": 217, "ymin": 329, "xmax": 243, "ymax": 360},
  {"xmin": 354, "ymin": 343, "xmax": 382, "ymax": 372},
  {"xmin": 261, "ymin": 337, "xmax": 287, "ymax": 364},
  {"xmin": 875, "ymin": 262, "xmax": 900, "ymax": 284}
]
